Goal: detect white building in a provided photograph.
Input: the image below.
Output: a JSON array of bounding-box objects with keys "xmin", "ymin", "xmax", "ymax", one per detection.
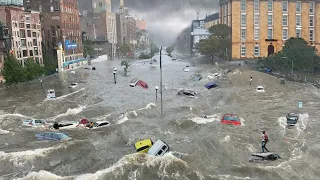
[{"xmin": 191, "ymin": 19, "xmax": 210, "ymax": 52}]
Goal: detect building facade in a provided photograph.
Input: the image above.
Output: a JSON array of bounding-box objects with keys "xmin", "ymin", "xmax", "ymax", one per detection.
[
  {"xmin": 136, "ymin": 17, "xmax": 146, "ymax": 30},
  {"xmin": 119, "ymin": 1, "xmax": 136, "ymax": 46},
  {"xmin": 0, "ymin": 6, "xmax": 43, "ymax": 66},
  {"xmin": 220, "ymin": 0, "xmax": 320, "ymax": 59},
  {"xmin": 204, "ymin": 12, "xmax": 220, "ymax": 29},
  {"xmin": 190, "ymin": 19, "xmax": 210, "ymax": 53},
  {"xmin": 24, "ymin": 0, "xmax": 84, "ymax": 68}
]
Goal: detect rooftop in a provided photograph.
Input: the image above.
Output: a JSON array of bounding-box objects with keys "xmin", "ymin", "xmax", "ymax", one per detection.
[{"xmin": 204, "ymin": 12, "xmax": 219, "ymax": 23}]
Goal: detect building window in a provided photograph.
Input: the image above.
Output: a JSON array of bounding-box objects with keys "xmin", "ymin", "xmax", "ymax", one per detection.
[
  {"xmin": 296, "ymin": 29, "xmax": 301, "ymax": 38},
  {"xmin": 309, "ymin": 15, "xmax": 314, "ymax": 27},
  {"xmin": 267, "ymin": 28, "xmax": 273, "ymax": 39},
  {"xmin": 282, "ymin": 28, "xmax": 288, "ymax": 40},
  {"xmin": 241, "ymin": 28, "xmax": 246, "ymax": 40},
  {"xmin": 309, "ymin": 2, "xmax": 315, "ymax": 14},
  {"xmin": 254, "ymin": 28, "xmax": 260, "ymax": 40},
  {"xmin": 27, "ymin": 30, "xmax": 31, "ymax": 37},
  {"xmin": 254, "ymin": 0, "xmax": 259, "ymax": 12},
  {"xmin": 29, "ymin": 50, "xmax": 33, "ymax": 56},
  {"xmin": 240, "ymin": 45, "xmax": 246, "ymax": 57},
  {"xmin": 296, "ymin": 1, "xmax": 301, "ymax": 13},
  {"xmin": 309, "ymin": 29, "xmax": 314, "ymax": 41},
  {"xmin": 282, "ymin": 1, "xmax": 288, "ymax": 13},
  {"xmin": 282, "ymin": 15, "xmax": 288, "ymax": 26},
  {"xmin": 296, "ymin": 15, "xmax": 301, "ymax": 26},
  {"xmin": 241, "ymin": 0, "xmax": 246, "ymax": 11},
  {"xmin": 267, "ymin": 15, "xmax": 273, "ymax": 26},
  {"xmin": 23, "ymin": 50, "xmax": 28, "ymax": 57},
  {"xmin": 254, "ymin": 14, "xmax": 259, "ymax": 26},
  {"xmin": 241, "ymin": 14, "xmax": 246, "ymax": 26},
  {"xmin": 254, "ymin": 45, "xmax": 260, "ymax": 57},
  {"xmin": 267, "ymin": 0, "xmax": 273, "ymax": 12}
]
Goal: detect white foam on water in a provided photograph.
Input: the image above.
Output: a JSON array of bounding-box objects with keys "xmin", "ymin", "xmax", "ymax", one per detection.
[
  {"xmin": 115, "ymin": 103, "xmax": 155, "ymax": 125},
  {"xmin": 210, "ymin": 174, "xmax": 251, "ymax": 180},
  {"xmin": 44, "ymin": 88, "xmax": 86, "ymax": 102},
  {"xmin": 240, "ymin": 117, "xmax": 245, "ymax": 126},
  {"xmin": 47, "ymin": 105, "xmax": 86, "ymax": 121},
  {"xmin": 220, "ymin": 135, "xmax": 230, "ymax": 143},
  {"xmin": 0, "ymin": 113, "xmax": 32, "ymax": 120},
  {"xmin": 137, "ymin": 103, "xmax": 156, "ymax": 111},
  {"xmin": 14, "ymin": 170, "xmax": 70, "ymax": 180},
  {"xmin": 277, "ymin": 116, "xmax": 287, "ymax": 135},
  {"xmin": 0, "ymin": 129, "xmax": 10, "ymax": 134},
  {"xmin": 190, "ymin": 114, "xmax": 219, "ymax": 124},
  {"xmin": 296, "ymin": 113, "xmax": 309, "ymax": 136},
  {"xmin": 245, "ymin": 144, "xmax": 256, "ymax": 153}
]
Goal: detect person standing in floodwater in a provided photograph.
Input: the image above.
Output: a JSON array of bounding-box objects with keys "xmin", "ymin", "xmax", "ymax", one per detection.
[{"xmin": 250, "ymin": 77, "xmax": 252, "ymax": 86}]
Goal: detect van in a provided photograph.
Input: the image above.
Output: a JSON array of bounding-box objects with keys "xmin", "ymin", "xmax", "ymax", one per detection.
[{"xmin": 147, "ymin": 140, "xmax": 169, "ymax": 156}]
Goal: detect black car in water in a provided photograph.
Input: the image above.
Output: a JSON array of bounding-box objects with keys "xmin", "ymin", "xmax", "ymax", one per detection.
[
  {"xmin": 249, "ymin": 153, "xmax": 281, "ymax": 162},
  {"xmin": 286, "ymin": 113, "xmax": 299, "ymax": 126}
]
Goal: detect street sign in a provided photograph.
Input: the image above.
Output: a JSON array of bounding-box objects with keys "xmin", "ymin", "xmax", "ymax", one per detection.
[{"xmin": 298, "ymin": 102, "xmax": 302, "ymax": 108}]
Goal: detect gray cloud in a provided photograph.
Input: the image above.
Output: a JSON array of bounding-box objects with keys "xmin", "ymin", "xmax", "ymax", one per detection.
[{"xmin": 79, "ymin": 0, "xmax": 220, "ymax": 46}]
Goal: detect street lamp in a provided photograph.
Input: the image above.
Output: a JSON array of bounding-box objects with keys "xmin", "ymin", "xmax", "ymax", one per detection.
[
  {"xmin": 113, "ymin": 67, "xmax": 117, "ymax": 84},
  {"xmin": 155, "ymin": 86, "xmax": 158, "ymax": 101},
  {"xmin": 281, "ymin": 57, "xmax": 293, "ymax": 76},
  {"xmin": 160, "ymin": 46, "xmax": 163, "ymax": 115}
]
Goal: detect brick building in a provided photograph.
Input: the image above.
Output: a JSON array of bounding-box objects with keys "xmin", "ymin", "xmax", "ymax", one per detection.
[
  {"xmin": 0, "ymin": 5, "xmax": 43, "ymax": 83},
  {"xmin": 24, "ymin": 0, "xmax": 83, "ymax": 62},
  {"xmin": 220, "ymin": 0, "xmax": 320, "ymax": 59}
]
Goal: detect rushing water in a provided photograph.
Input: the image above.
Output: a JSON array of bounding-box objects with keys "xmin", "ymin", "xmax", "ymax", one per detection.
[{"xmin": 0, "ymin": 55, "xmax": 319, "ymax": 180}]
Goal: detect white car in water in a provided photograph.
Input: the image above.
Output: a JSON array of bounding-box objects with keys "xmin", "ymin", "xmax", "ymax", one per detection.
[
  {"xmin": 86, "ymin": 121, "xmax": 110, "ymax": 130},
  {"xmin": 22, "ymin": 119, "xmax": 48, "ymax": 127},
  {"xmin": 256, "ymin": 86, "xmax": 265, "ymax": 92}
]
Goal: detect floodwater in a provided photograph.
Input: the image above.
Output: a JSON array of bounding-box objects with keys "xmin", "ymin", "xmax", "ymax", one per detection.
[{"xmin": 0, "ymin": 55, "xmax": 319, "ymax": 180}]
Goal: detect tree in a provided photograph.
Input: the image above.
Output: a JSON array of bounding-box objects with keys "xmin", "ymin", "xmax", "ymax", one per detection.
[
  {"xmin": 2, "ymin": 55, "xmax": 25, "ymax": 83},
  {"xmin": 119, "ymin": 44, "xmax": 131, "ymax": 57},
  {"xmin": 151, "ymin": 42, "xmax": 159, "ymax": 56},
  {"xmin": 262, "ymin": 37, "xmax": 317, "ymax": 72},
  {"xmin": 24, "ymin": 58, "xmax": 44, "ymax": 81},
  {"xmin": 83, "ymin": 40, "xmax": 94, "ymax": 58},
  {"xmin": 197, "ymin": 24, "xmax": 231, "ymax": 60},
  {"xmin": 42, "ymin": 52, "xmax": 57, "ymax": 75},
  {"xmin": 166, "ymin": 45, "xmax": 174, "ymax": 54},
  {"xmin": 121, "ymin": 60, "xmax": 130, "ymax": 76}
]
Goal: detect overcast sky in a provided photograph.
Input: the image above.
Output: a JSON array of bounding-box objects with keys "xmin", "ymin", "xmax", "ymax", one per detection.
[{"xmin": 78, "ymin": 0, "xmax": 219, "ymax": 46}]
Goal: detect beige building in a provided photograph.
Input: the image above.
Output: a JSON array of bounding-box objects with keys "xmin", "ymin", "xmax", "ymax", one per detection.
[
  {"xmin": 0, "ymin": 6, "xmax": 43, "ymax": 66},
  {"xmin": 220, "ymin": 0, "xmax": 320, "ymax": 59},
  {"xmin": 204, "ymin": 13, "xmax": 220, "ymax": 29},
  {"xmin": 119, "ymin": 0, "xmax": 136, "ymax": 46}
]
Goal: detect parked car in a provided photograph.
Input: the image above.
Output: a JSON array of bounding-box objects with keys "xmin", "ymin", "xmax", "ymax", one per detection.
[
  {"xmin": 221, "ymin": 114, "xmax": 241, "ymax": 126},
  {"xmin": 35, "ymin": 132, "xmax": 71, "ymax": 141},
  {"xmin": 147, "ymin": 140, "xmax": 170, "ymax": 156},
  {"xmin": 135, "ymin": 138, "xmax": 154, "ymax": 153},
  {"xmin": 249, "ymin": 152, "xmax": 281, "ymax": 162},
  {"xmin": 178, "ymin": 89, "xmax": 196, "ymax": 96},
  {"xmin": 286, "ymin": 113, "xmax": 299, "ymax": 126},
  {"xmin": 22, "ymin": 119, "xmax": 47, "ymax": 127}
]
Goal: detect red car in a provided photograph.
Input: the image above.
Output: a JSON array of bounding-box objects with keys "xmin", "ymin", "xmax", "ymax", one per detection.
[{"xmin": 221, "ymin": 114, "xmax": 241, "ymax": 126}]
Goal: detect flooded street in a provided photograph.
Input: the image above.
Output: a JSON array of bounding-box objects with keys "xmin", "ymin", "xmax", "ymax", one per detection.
[{"xmin": 0, "ymin": 55, "xmax": 319, "ymax": 180}]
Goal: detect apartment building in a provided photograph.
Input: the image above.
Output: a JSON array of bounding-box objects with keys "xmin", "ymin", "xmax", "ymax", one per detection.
[
  {"xmin": 204, "ymin": 12, "xmax": 220, "ymax": 29},
  {"xmin": 0, "ymin": 6, "xmax": 43, "ymax": 66},
  {"xmin": 24, "ymin": 0, "xmax": 83, "ymax": 64},
  {"xmin": 220, "ymin": 0, "xmax": 320, "ymax": 59}
]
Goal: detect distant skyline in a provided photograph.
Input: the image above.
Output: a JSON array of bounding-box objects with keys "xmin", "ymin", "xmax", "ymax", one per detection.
[{"xmin": 78, "ymin": 0, "xmax": 219, "ymax": 46}]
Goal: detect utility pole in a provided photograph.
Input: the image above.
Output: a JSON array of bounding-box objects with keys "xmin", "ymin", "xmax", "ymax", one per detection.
[{"xmin": 160, "ymin": 46, "xmax": 163, "ymax": 115}]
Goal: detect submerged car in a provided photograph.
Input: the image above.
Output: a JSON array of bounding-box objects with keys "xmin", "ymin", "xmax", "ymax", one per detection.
[
  {"xmin": 286, "ymin": 113, "xmax": 299, "ymax": 126},
  {"xmin": 249, "ymin": 152, "xmax": 281, "ymax": 162},
  {"xmin": 178, "ymin": 89, "xmax": 196, "ymax": 96},
  {"xmin": 147, "ymin": 139, "xmax": 170, "ymax": 156},
  {"xmin": 35, "ymin": 132, "xmax": 71, "ymax": 141},
  {"xmin": 205, "ymin": 82, "xmax": 218, "ymax": 89},
  {"xmin": 221, "ymin": 114, "xmax": 241, "ymax": 126},
  {"xmin": 22, "ymin": 119, "xmax": 47, "ymax": 127},
  {"xmin": 86, "ymin": 121, "xmax": 110, "ymax": 130},
  {"xmin": 130, "ymin": 78, "xmax": 140, "ymax": 87},
  {"xmin": 51, "ymin": 121, "xmax": 78, "ymax": 130},
  {"xmin": 68, "ymin": 83, "xmax": 78, "ymax": 88},
  {"xmin": 135, "ymin": 138, "xmax": 154, "ymax": 153},
  {"xmin": 256, "ymin": 86, "xmax": 265, "ymax": 92},
  {"xmin": 46, "ymin": 89, "xmax": 56, "ymax": 99},
  {"xmin": 92, "ymin": 67, "xmax": 96, "ymax": 70}
]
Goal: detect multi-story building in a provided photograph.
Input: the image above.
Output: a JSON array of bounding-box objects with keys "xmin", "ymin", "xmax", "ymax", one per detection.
[
  {"xmin": 80, "ymin": 10, "xmax": 95, "ymax": 40},
  {"xmin": 190, "ymin": 19, "xmax": 210, "ymax": 53},
  {"xmin": 24, "ymin": 0, "xmax": 84, "ymax": 68},
  {"xmin": 135, "ymin": 17, "xmax": 147, "ymax": 30},
  {"xmin": 204, "ymin": 12, "xmax": 220, "ymax": 29},
  {"xmin": 118, "ymin": 0, "xmax": 136, "ymax": 46},
  {"xmin": 220, "ymin": 0, "xmax": 320, "ymax": 59},
  {"xmin": 0, "ymin": 6, "xmax": 43, "ymax": 66}
]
